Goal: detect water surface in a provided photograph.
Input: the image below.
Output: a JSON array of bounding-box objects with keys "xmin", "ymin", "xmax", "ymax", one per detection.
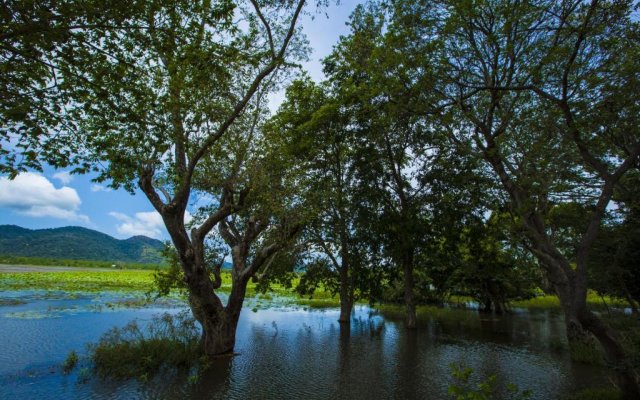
[{"xmin": 0, "ymin": 291, "xmax": 610, "ymax": 399}]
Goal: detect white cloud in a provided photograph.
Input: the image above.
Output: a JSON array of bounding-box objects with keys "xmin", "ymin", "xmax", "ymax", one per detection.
[
  {"xmin": 110, "ymin": 211, "xmax": 164, "ymax": 239},
  {"xmin": 52, "ymin": 171, "xmax": 73, "ymax": 185},
  {"xmin": 184, "ymin": 210, "xmax": 194, "ymax": 225},
  {"xmin": 90, "ymin": 184, "xmax": 112, "ymax": 192},
  {"xmin": 109, "ymin": 210, "xmax": 194, "ymax": 239},
  {"xmin": 0, "ymin": 172, "xmax": 90, "ymax": 223}
]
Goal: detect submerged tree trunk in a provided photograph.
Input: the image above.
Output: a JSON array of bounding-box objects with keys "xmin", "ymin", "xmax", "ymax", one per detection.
[
  {"xmin": 338, "ymin": 261, "xmax": 353, "ymax": 324},
  {"xmin": 480, "ymin": 149, "xmax": 640, "ymax": 398},
  {"xmin": 402, "ymin": 250, "xmax": 417, "ymax": 329},
  {"xmin": 541, "ymin": 251, "xmax": 640, "ymax": 399},
  {"xmin": 183, "ymin": 261, "xmax": 248, "ymax": 356}
]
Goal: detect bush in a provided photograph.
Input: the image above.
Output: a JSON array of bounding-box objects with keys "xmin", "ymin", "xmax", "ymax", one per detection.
[{"xmin": 90, "ymin": 311, "xmax": 201, "ymax": 379}]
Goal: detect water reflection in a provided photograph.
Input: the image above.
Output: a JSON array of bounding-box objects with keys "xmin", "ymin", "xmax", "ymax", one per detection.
[{"xmin": 0, "ymin": 293, "xmax": 611, "ymax": 400}]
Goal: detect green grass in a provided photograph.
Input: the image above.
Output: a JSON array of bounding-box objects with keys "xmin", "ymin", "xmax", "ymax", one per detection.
[
  {"xmin": 376, "ymin": 304, "xmax": 480, "ymax": 328},
  {"xmin": 1, "ymin": 266, "xmax": 631, "ymax": 317},
  {"xmin": 90, "ymin": 311, "xmax": 201, "ymax": 379},
  {"xmin": 0, "ymin": 255, "xmax": 167, "ymax": 270},
  {"xmin": 295, "ymin": 298, "xmax": 341, "ymax": 308},
  {"xmin": 0, "ymin": 269, "xmax": 157, "ymax": 292},
  {"xmin": 510, "ymin": 292, "xmax": 628, "ymax": 311},
  {"xmin": 0, "ymin": 267, "xmax": 340, "ymax": 307}
]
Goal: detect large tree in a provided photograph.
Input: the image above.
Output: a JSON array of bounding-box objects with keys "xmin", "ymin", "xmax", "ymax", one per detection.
[
  {"xmin": 324, "ymin": 1, "xmax": 489, "ymax": 328},
  {"xmin": 2, "ymin": 0, "xmax": 313, "ymax": 356},
  {"xmin": 267, "ymin": 78, "xmax": 369, "ymax": 323},
  {"xmin": 420, "ymin": 0, "xmax": 640, "ymax": 395}
]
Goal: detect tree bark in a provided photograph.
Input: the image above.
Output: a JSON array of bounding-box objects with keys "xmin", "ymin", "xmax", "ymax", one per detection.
[
  {"xmin": 579, "ymin": 310, "xmax": 640, "ymax": 400},
  {"xmin": 183, "ymin": 259, "xmax": 248, "ymax": 356},
  {"xmin": 338, "ymin": 261, "xmax": 353, "ymax": 324},
  {"xmin": 402, "ymin": 250, "xmax": 417, "ymax": 329},
  {"xmin": 534, "ymin": 249, "xmax": 639, "ymax": 399}
]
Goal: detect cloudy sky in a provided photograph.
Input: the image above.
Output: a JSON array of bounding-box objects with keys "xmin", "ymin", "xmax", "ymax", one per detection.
[{"xmin": 0, "ymin": 1, "xmax": 362, "ymax": 240}]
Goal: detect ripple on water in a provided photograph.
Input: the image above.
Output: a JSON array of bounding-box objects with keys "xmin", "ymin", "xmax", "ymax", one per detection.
[{"xmin": 0, "ymin": 293, "xmax": 612, "ymax": 400}]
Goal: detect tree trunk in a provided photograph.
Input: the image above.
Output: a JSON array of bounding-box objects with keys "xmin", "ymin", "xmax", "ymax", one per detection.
[
  {"xmin": 403, "ymin": 251, "xmax": 417, "ymax": 329},
  {"xmin": 338, "ymin": 262, "xmax": 353, "ymax": 324},
  {"xmin": 545, "ymin": 256, "xmax": 640, "ymax": 399},
  {"xmin": 184, "ymin": 260, "xmax": 248, "ymax": 356},
  {"xmin": 579, "ymin": 310, "xmax": 640, "ymax": 400},
  {"xmin": 199, "ymin": 308, "xmax": 237, "ymax": 355}
]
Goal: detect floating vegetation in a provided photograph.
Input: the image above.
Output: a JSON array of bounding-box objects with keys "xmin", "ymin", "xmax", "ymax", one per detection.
[
  {"xmin": 5, "ymin": 310, "xmax": 59, "ymax": 319},
  {"xmin": 0, "ymin": 298, "xmax": 26, "ymax": 306}
]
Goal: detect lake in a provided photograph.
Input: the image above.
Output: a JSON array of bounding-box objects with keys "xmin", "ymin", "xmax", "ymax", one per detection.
[{"xmin": 0, "ymin": 290, "xmax": 610, "ymax": 399}]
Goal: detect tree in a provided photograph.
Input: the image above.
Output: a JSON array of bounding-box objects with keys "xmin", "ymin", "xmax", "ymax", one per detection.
[
  {"xmin": 455, "ymin": 211, "xmax": 539, "ymax": 314},
  {"xmin": 419, "ymin": 0, "xmax": 640, "ymax": 395},
  {"xmin": 323, "ymin": 1, "xmax": 489, "ymax": 328},
  {"xmin": 3, "ymin": 0, "xmax": 312, "ymax": 356},
  {"xmin": 267, "ymin": 78, "xmax": 368, "ymax": 323},
  {"xmin": 0, "ymin": 0, "xmax": 145, "ymax": 174}
]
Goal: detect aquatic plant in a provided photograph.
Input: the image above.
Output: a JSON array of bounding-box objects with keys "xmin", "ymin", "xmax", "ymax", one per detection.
[
  {"xmin": 448, "ymin": 364, "xmax": 532, "ymax": 400},
  {"xmin": 62, "ymin": 350, "xmax": 79, "ymax": 374},
  {"xmin": 90, "ymin": 311, "xmax": 201, "ymax": 379}
]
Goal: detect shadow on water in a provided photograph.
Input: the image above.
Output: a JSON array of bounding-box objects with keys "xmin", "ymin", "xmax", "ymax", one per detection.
[{"xmin": 0, "ymin": 291, "xmax": 613, "ymax": 400}]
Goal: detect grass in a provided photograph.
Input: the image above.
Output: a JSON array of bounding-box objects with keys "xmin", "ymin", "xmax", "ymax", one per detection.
[
  {"xmin": 0, "ymin": 267, "xmax": 341, "ymax": 311},
  {"xmin": 510, "ymin": 292, "xmax": 628, "ymax": 311},
  {"xmin": 0, "ymin": 255, "xmax": 167, "ymax": 270},
  {"xmin": 0, "ymin": 269, "xmax": 157, "ymax": 292},
  {"xmin": 62, "ymin": 350, "xmax": 79, "ymax": 374},
  {"xmin": 90, "ymin": 311, "xmax": 201, "ymax": 379},
  {"xmin": 376, "ymin": 303, "xmax": 481, "ymax": 329},
  {"xmin": 295, "ymin": 298, "xmax": 341, "ymax": 308}
]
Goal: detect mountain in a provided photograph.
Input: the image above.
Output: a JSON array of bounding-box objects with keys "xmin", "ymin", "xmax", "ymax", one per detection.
[{"xmin": 0, "ymin": 225, "xmax": 165, "ymax": 264}]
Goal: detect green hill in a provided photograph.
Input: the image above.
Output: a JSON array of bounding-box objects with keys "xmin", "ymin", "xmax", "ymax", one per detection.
[{"xmin": 0, "ymin": 225, "xmax": 165, "ymax": 264}]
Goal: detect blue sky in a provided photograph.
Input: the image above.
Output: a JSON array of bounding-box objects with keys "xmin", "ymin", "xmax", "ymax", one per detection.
[{"xmin": 0, "ymin": 1, "xmax": 363, "ymax": 240}]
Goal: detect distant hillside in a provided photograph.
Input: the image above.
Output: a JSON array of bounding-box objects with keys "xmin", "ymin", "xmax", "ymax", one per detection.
[{"xmin": 0, "ymin": 225, "xmax": 165, "ymax": 264}]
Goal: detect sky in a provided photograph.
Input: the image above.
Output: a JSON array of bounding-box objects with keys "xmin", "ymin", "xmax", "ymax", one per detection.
[{"xmin": 0, "ymin": 0, "xmax": 363, "ymax": 240}]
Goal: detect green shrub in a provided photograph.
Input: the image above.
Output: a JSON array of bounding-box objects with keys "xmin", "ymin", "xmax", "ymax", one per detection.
[{"xmin": 90, "ymin": 311, "xmax": 201, "ymax": 379}]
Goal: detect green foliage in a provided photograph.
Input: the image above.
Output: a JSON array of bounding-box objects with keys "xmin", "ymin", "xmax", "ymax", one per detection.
[
  {"xmin": 90, "ymin": 311, "xmax": 201, "ymax": 379},
  {"xmin": 151, "ymin": 244, "xmax": 187, "ymax": 298},
  {"xmin": 448, "ymin": 364, "xmax": 532, "ymax": 400},
  {"xmin": 0, "ymin": 225, "xmax": 165, "ymax": 264}
]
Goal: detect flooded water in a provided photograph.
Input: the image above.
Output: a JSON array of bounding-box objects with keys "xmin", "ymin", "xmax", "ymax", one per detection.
[{"xmin": 0, "ymin": 290, "xmax": 610, "ymax": 399}]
